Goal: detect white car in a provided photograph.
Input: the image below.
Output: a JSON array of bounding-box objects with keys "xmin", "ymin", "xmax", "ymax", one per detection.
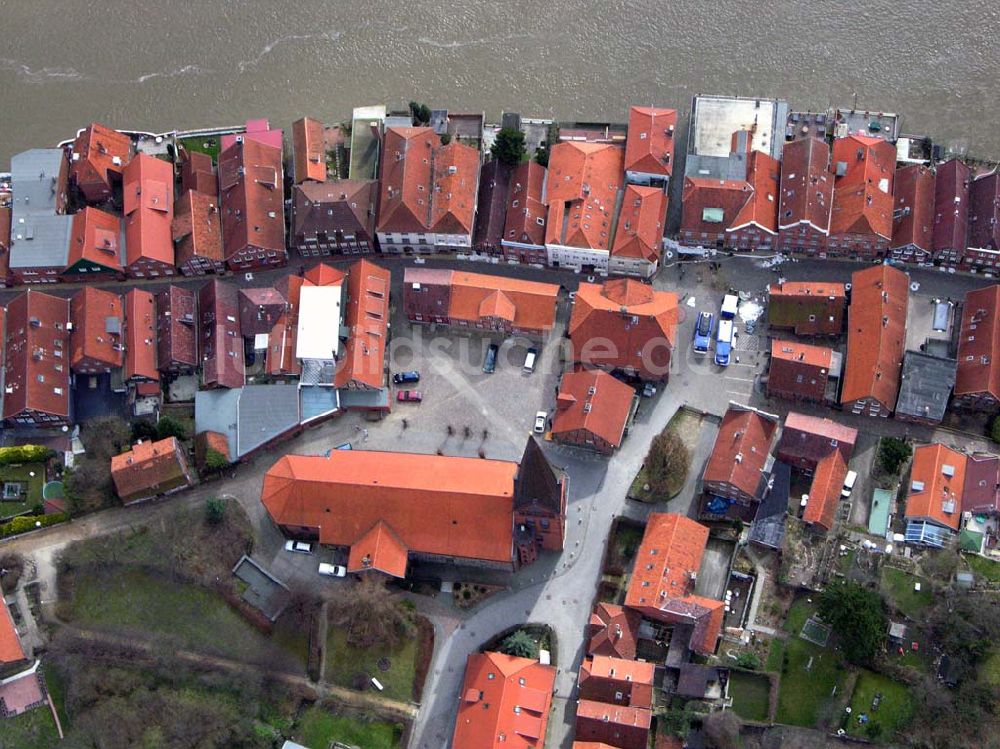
[
  {"xmin": 318, "ymin": 563, "xmax": 346, "ymax": 577},
  {"xmin": 284, "ymin": 540, "xmax": 312, "ymax": 554},
  {"xmin": 534, "ymin": 411, "xmax": 548, "ymax": 434},
  {"xmin": 841, "ymin": 470, "xmax": 859, "ymax": 498}
]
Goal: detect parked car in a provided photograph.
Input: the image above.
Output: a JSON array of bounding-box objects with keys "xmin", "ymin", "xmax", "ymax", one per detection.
[
  {"xmin": 534, "ymin": 411, "xmax": 548, "ymax": 433},
  {"xmin": 693, "ymin": 311, "xmax": 714, "ymax": 354},
  {"xmin": 642, "ymin": 383, "xmax": 657, "ymax": 398},
  {"xmin": 318, "ymin": 563, "xmax": 346, "ymax": 577},
  {"xmin": 483, "ymin": 343, "xmax": 499, "ymax": 374},
  {"xmin": 396, "ymin": 390, "xmax": 423, "ymax": 403},
  {"xmin": 285, "ymin": 540, "xmax": 312, "ymax": 554},
  {"xmin": 841, "ymin": 470, "xmax": 859, "ymax": 498},
  {"xmin": 393, "ymin": 371, "xmax": 420, "ymax": 384},
  {"xmin": 715, "ymin": 319, "xmax": 734, "ymax": 367},
  {"xmin": 720, "ymin": 293, "xmax": 739, "ymax": 320},
  {"xmin": 523, "ymin": 348, "xmax": 538, "ymax": 374}
]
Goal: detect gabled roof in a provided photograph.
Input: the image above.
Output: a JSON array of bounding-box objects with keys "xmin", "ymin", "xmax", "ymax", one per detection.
[
  {"xmin": 624, "ymin": 513, "xmax": 725, "ymax": 655},
  {"xmin": 906, "ymin": 443, "xmax": 967, "ymax": 530},
  {"xmin": 891, "ymin": 164, "xmax": 935, "ymax": 251},
  {"xmin": 611, "ymin": 185, "xmax": 666, "ymax": 262},
  {"xmin": 69, "ymin": 286, "xmax": 123, "ymax": 370},
  {"xmin": 503, "ymin": 161, "xmax": 547, "ymax": 247},
  {"xmin": 335, "ymin": 259, "xmax": 390, "ymax": 390},
  {"xmin": 777, "ymin": 412, "xmax": 857, "ymax": 465},
  {"xmin": 587, "ymin": 602, "xmax": 641, "ymax": 660},
  {"xmin": 219, "ymin": 139, "xmax": 285, "ymax": 257},
  {"xmin": 123, "ymin": 153, "xmax": 175, "ymax": 268},
  {"xmin": 969, "ymin": 172, "xmax": 1000, "ymax": 250},
  {"xmin": 513, "ymin": 436, "xmax": 564, "ymax": 515},
  {"xmin": 0, "ymin": 596, "xmax": 25, "ymax": 664},
  {"xmin": 770, "ymin": 338, "xmax": 833, "ymax": 370},
  {"xmin": 304, "ymin": 261, "xmax": 347, "ymax": 287},
  {"xmin": 932, "ymin": 158, "xmax": 971, "ymax": 252},
  {"xmin": 156, "ymin": 285, "xmax": 198, "ymax": 371},
  {"xmin": 552, "ymin": 368, "xmax": 634, "ymax": 449},
  {"xmin": 579, "ymin": 654, "xmax": 655, "ymax": 707},
  {"xmin": 474, "ymin": 160, "xmax": 513, "ymax": 248},
  {"xmin": 829, "ymin": 135, "xmax": 895, "ymax": 239},
  {"xmin": 703, "ymin": 405, "xmax": 778, "ymax": 500},
  {"xmin": 293, "ymin": 180, "xmax": 377, "ymax": 242},
  {"xmin": 68, "ymin": 207, "xmax": 123, "ymax": 272},
  {"xmin": 179, "ymin": 149, "xmax": 217, "ymax": 196},
  {"xmin": 955, "ymin": 284, "xmax": 1000, "ymax": 401},
  {"xmin": 292, "ymin": 117, "xmax": 327, "ymax": 183},
  {"xmin": 962, "ymin": 453, "xmax": 1000, "ymax": 514},
  {"xmin": 70, "ymin": 122, "xmax": 131, "ymax": 198},
  {"xmin": 267, "ymin": 275, "xmax": 307, "ymax": 377},
  {"xmin": 346, "ymin": 520, "xmax": 409, "ymax": 577},
  {"xmin": 545, "ymin": 141, "xmax": 624, "ymax": 250},
  {"xmin": 802, "ymin": 450, "xmax": 848, "ymax": 531},
  {"xmin": 173, "ymin": 189, "xmax": 224, "ymax": 266},
  {"xmin": 198, "ymin": 279, "xmax": 245, "ymax": 389},
  {"xmin": 452, "ymin": 651, "xmax": 555, "ymax": 749},
  {"xmin": 728, "ymin": 151, "xmax": 779, "ymax": 234},
  {"xmin": 110, "ymin": 437, "xmax": 186, "ymax": 500},
  {"xmin": 778, "ymin": 137, "xmax": 832, "ymax": 233},
  {"xmin": 575, "ymin": 700, "xmax": 652, "ymax": 735},
  {"xmin": 624, "ymin": 106, "xmax": 677, "ymax": 177},
  {"xmin": 2, "ymin": 290, "xmax": 71, "ymax": 420},
  {"xmin": 124, "ymin": 289, "xmax": 159, "ymax": 381},
  {"xmin": 261, "ymin": 450, "xmax": 519, "ymax": 565},
  {"xmin": 840, "ymin": 264, "xmax": 909, "ymax": 409},
  {"xmin": 681, "ymin": 176, "xmax": 753, "ymax": 237}
]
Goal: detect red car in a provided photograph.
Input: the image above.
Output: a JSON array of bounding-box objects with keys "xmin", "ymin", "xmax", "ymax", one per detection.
[{"xmin": 396, "ymin": 390, "xmax": 422, "ymax": 403}]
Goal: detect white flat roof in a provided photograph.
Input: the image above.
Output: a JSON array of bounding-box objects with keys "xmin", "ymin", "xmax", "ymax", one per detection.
[
  {"xmin": 692, "ymin": 96, "xmax": 778, "ymax": 158},
  {"xmin": 296, "ymin": 285, "xmax": 343, "ymax": 361}
]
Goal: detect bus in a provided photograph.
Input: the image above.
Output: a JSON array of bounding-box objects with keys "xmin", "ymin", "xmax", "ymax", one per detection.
[{"xmin": 715, "ymin": 319, "xmax": 734, "ymax": 366}]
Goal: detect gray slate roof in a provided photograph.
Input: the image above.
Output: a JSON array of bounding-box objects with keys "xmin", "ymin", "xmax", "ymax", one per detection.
[
  {"xmin": 895, "ymin": 350, "xmax": 957, "ymax": 423},
  {"xmin": 195, "ymin": 384, "xmax": 301, "ymax": 461},
  {"xmin": 9, "ymin": 149, "xmax": 71, "ymax": 269}
]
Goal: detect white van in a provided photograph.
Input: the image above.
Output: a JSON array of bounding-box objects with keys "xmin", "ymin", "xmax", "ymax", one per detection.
[
  {"xmin": 841, "ymin": 470, "xmax": 858, "ymax": 498},
  {"xmin": 523, "ymin": 348, "xmax": 538, "ymax": 374},
  {"xmin": 720, "ymin": 294, "xmax": 739, "ymax": 320}
]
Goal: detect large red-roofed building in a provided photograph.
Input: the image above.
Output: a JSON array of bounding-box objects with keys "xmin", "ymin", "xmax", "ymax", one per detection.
[
  {"xmin": 767, "ymin": 339, "xmax": 835, "ymax": 403},
  {"xmin": 932, "ymin": 158, "xmax": 971, "ymax": 266},
  {"xmin": 218, "ymin": 139, "xmax": 286, "ymax": 270},
  {"xmin": 702, "ymin": 404, "xmax": 778, "ymax": 506},
  {"xmin": 173, "ymin": 190, "xmax": 225, "ymax": 275},
  {"xmin": 69, "ymin": 122, "xmax": 132, "ymax": 204},
  {"xmin": 624, "ymin": 106, "xmax": 677, "ymax": 188},
  {"xmin": 198, "ymin": 279, "xmax": 244, "ymax": 389},
  {"xmin": 122, "ymin": 153, "xmax": 176, "ymax": 278},
  {"xmin": 776, "ymin": 138, "xmax": 833, "ymax": 254},
  {"xmin": 890, "ymin": 164, "xmax": 935, "ymax": 262},
  {"xmin": 156, "ymin": 286, "xmax": 198, "ymax": 375},
  {"xmin": 826, "ymin": 135, "xmax": 895, "ymax": 257},
  {"xmin": 69, "ymin": 286, "xmax": 123, "ymax": 374},
  {"xmin": 610, "ymin": 184, "xmax": 667, "ymax": 279},
  {"xmin": 500, "ymin": 161, "xmax": 548, "ymax": 264},
  {"xmin": 551, "ymin": 368, "xmax": 635, "ymax": 454},
  {"xmin": 65, "ymin": 206, "xmax": 123, "ymax": 279},
  {"xmin": 954, "ymin": 284, "xmax": 1000, "ymax": 411}
]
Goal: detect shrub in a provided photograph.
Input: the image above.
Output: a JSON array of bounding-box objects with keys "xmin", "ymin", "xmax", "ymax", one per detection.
[
  {"xmin": 204, "ymin": 448, "xmax": 229, "ymax": 472},
  {"xmin": 205, "ymin": 498, "xmax": 226, "ymax": 525},
  {"xmin": 991, "ymin": 415, "xmax": 1000, "ymax": 444},
  {"xmin": 499, "ymin": 629, "xmax": 538, "ymax": 659},
  {"xmin": 156, "ymin": 415, "xmax": 188, "ymax": 441},
  {"xmin": 0, "ymin": 445, "xmax": 54, "ymax": 466},
  {"xmin": 878, "ymin": 437, "xmax": 912, "ymax": 475},
  {"xmin": 130, "ymin": 420, "xmax": 158, "ymax": 443},
  {"xmin": 0, "ymin": 513, "xmax": 69, "ymax": 538},
  {"xmin": 736, "ymin": 652, "xmax": 761, "ymax": 670}
]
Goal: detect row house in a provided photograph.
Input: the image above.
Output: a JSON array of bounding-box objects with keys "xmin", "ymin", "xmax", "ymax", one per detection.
[
  {"xmin": 472, "ymin": 159, "xmax": 512, "ymax": 254},
  {"xmin": 500, "ymin": 160, "xmax": 548, "ymax": 264},
  {"xmin": 156, "ymin": 285, "xmax": 199, "ymax": 375},
  {"xmin": 776, "ymin": 137, "xmax": 833, "ymax": 254},
  {"xmin": 334, "ymin": 259, "xmax": 391, "ymax": 393},
  {"xmin": 403, "ymin": 266, "xmax": 560, "ymax": 339},
  {"xmin": 291, "ymin": 116, "xmax": 327, "ymax": 184},
  {"xmin": 198, "ymin": 279, "xmax": 245, "ymax": 389},
  {"xmin": 376, "ymin": 127, "xmax": 480, "ymax": 253},
  {"xmin": 965, "ymin": 172, "xmax": 1000, "ymax": 271},
  {"xmin": 544, "ymin": 141, "xmax": 624, "ymax": 273},
  {"xmin": 840, "ymin": 264, "xmax": 909, "ymax": 417},
  {"xmin": 767, "ymin": 339, "xmax": 836, "ymax": 404},
  {"xmin": 69, "ymin": 286, "xmax": 123, "ymax": 374},
  {"xmin": 221, "ymin": 119, "xmax": 283, "ymax": 152},
  {"xmin": 8, "ymin": 149, "xmax": 72, "ymax": 284},
  {"xmin": 623, "ymin": 105, "xmax": 676, "ymax": 188},
  {"xmin": 122, "ymin": 153, "xmax": 176, "ymax": 278},
  {"xmin": 952, "ymin": 284, "xmax": 1000, "ymax": 412},
  {"xmin": 239, "ymin": 286, "xmax": 286, "ymax": 339},
  {"xmin": 291, "ymin": 179, "xmax": 377, "ymax": 255},
  {"xmin": 826, "ymin": 135, "xmax": 895, "ymax": 258},
  {"xmin": 218, "ymin": 139, "xmax": 286, "ymax": 270},
  {"xmin": 0, "ymin": 207, "xmax": 10, "ymax": 287},
  {"xmin": 567, "ymin": 279, "xmax": 679, "ymax": 383},
  {"xmin": 550, "ymin": 367, "xmax": 636, "ymax": 455},
  {"xmin": 69, "ymin": 122, "xmax": 131, "ymax": 205},
  {"xmin": 576, "ymin": 655, "xmax": 654, "ymax": 749},
  {"xmin": 679, "ymin": 176, "xmax": 750, "ymax": 250},
  {"xmin": 2, "ymin": 290, "xmax": 72, "ymax": 426},
  {"xmin": 890, "ymin": 164, "xmax": 935, "ymax": 263},
  {"xmin": 173, "ymin": 189, "xmax": 225, "ymax": 275},
  {"xmin": 767, "ymin": 281, "xmax": 846, "ymax": 336},
  {"xmin": 904, "ymin": 443, "xmax": 966, "ymax": 547},
  {"xmin": 65, "ymin": 206, "xmax": 124, "ymax": 279},
  {"xmin": 932, "ymin": 158, "xmax": 971, "ymax": 265},
  {"xmin": 179, "ymin": 150, "xmax": 218, "ymax": 197},
  {"xmin": 124, "ymin": 289, "xmax": 159, "ymax": 385},
  {"xmin": 609, "ymin": 184, "xmax": 667, "ymax": 279},
  {"xmin": 725, "ymin": 151, "xmax": 780, "ymax": 251},
  {"xmin": 702, "ymin": 404, "xmax": 778, "ymax": 510}
]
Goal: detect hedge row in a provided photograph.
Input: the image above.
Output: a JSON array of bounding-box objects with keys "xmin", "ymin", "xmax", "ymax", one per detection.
[
  {"xmin": 0, "ymin": 445, "xmax": 55, "ymax": 467},
  {"xmin": 0, "ymin": 512, "xmax": 69, "ymax": 538}
]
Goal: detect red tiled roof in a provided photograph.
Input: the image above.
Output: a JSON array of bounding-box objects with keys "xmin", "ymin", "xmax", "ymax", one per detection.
[
  {"xmin": 0, "ymin": 596, "xmax": 25, "ymax": 664},
  {"xmin": 220, "ymin": 119, "xmax": 283, "ymax": 153},
  {"xmin": 778, "ymin": 137, "xmax": 832, "ymax": 233},
  {"xmin": 503, "ymin": 161, "xmax": 547, "ymax": 247},
  {"xmin": 124, "ymin": 289, "xmax": 158, "ymax": 381},
  {"xmin": 335, "ymin": 259, "xmax": 390, "ymax": 390},
  {"xmin": 198, "ymin": 279, "xmax": 245, "ymax": 389},
  {"xmin": 3, "ymin": 291, "xmax": 71, "ymax": 421},
  {"xmin": 219, "ymin": 139, "xmax": 285, "ymax": 259},
  {"xmin": 545, "ymin": 142, "xmax": 625, "ymax": 250},
  {"xmin": 624, "ymin": 106, "xmax": 677, "ymax": 178},
  {"xmin": 179, "ymin": 150, "xmax": 217, "ymax": 196},
  {"xmin": 770, "ymin": 338, "xmax": 833, "ymax": 369},
  {"xmin": 802, "ymin": 450, "xmax": 848, "ymax": 531},
  {"xmin": 573, "ymin": 744, "xmax": 619, "ymax": 749},
  {"xmin": 68, "ymin": 206, "xmax": 123, "ymax": 273},
  {"xmin": 777, "ymin": 412, "xmax": 858, "ymax": 465},
  {"xmin": 173, "ymin": 189, "xmax": 224, "ymax": 266},
  {"xmin": 474, "ymin": 160, "xmax": 512, "ymax": 249},
  {"xmin": 768, "ymin": 281, "xmax": 846, "ymax": 300},
  {"xmin": 962, "ymin": 453, "xmax": 1000, "ymax": 514},
  {"xmin": 587, "ymin": 602, "xmax": 641, "ymax": 660},
  {"xmin": 681, "ymin": 176, "xmax": 753, "ymax": 236},
  {"xmin": 932, "ymin": 158, "xmax": 971, "ymax": 252},
  {"xmin": 575, "ymin": 699, "xmax": 652, "ymax": 731},
  {"xmin": 955, "ymin": 284, "xmax": 1000, "ymax": 401},
  {"xmin": 579, "ymin": 655, "xmax": 655, "ymax": 709},
  {"xmin": 293, "ymin": 180, "xmax": 378, "ymax": 246},
  {"xmin": 123, "ymin": 153, "xmax": 175, "ymax": 269},
  {"xmin": 262, "ymin": 451, "xmax": 520, "ymax": 567},
  {"xmin": 552, "ymin": 368, "xmax": 634, "ymax": 449},
  {"xmin": 268, "ymin": 275, "xmax": 308, "ymax": 377},
  {"xmin": 906, "ymin": 443, "xmax": 967, "ymax": 530},
  {"xmin": 377, "ymin": 127, "xmax": 479, "ymax": 237},
  {"xmin": 111, "ymin": 437, "xmax": 189, "ymax": 503},
  {"xmin": 156, "ymin": 285, "xmax": 198, "ymax": 372},
  {"xmin": 452, "ymin": 652, "xmax": 555, "ymax": 749},
  {"xmin": 624, "ymin": 513, "xmax": 724, "ymax": 654},
  {"xmin": 703, "ymin": 405, "xmax": 778, "ymax": 500},
  {"xmin": 829, "ymin": 135, "xmax": 895, "ymax": 239},
  {"xmin": 69, "ymin": 287, "xmax": 123, "ymax": 371},
  {"xmin": 70, "ymin": 122, "xmax": 131, "ymax": 201},
  {"xmin": 239, "ymin": 286, "xmax": 287, "ymax": 337},
  {"xmin": 612, "ymin": 185, "xmax": 666, "ymax": 262},
  {"xmin": 892, "ymin": 165, "xmax": 935, "ymax": 251},
  {"xmin": 840, "ymin": 264, "xmax": 909, "ymax": 409},
  {"xmin": 346, "ymin": 520, "xmax": 409, "ymax": 577},
  {"xmin": 729, "ymin": 151, "xmax": 780, "ymax": 234},
  {"xmin": 969, "ymin": 172, "xmax": 1000, "ymax": 251},
  {"xmin": 292, "ymin": 117, "xmax": 327, "ymax": 184},
  {"xmin": 303, "ymin": 262, "xmax": 347, "ymax": 287},
  {"xmin": 568, "ymin": 280, "xmax": 678, "ymax": 380}
]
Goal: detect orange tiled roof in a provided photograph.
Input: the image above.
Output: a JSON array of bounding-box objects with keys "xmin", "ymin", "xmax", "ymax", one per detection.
[
  {"xmin": 545, "ymin": 142, "xmax": 624, "ymax": 250},
  {"xmin": 173, "ymin": 190, "xmax": 224, "ymax": 266},
  {"xmin": 68, "ymin": 206, "xmax": 123, "ymax": 272},
  {"xmin": 905, "ymin": 443, "xmax": 967, "ymax": 530},
  {"xmin": 892, "ymin": 164, "xmax": 935, "ymax": 251},
  {"xmin": 346, "ymin": 520, "xmax": 409, "ymax": 577},
  {"xmin": 69, "ymin": 286, "xmax": 123, "ymax": 371},
  {"xmin": 303, "ymin": 262, "xmax": 347, "ymax": 287},
  {"xmin": 955, "ymin": 284, "xmax": 1000, "ymax": 401},
  {"xmin": 624, "ymin": 513, "xmax": 724, "ymax": 654},
  {"xmin": 579, "ymin": 654, "xmax": 655, "ymax": 707},
  {"xmin": 0, "ymin": 596, "xmax": 25, "ymax": 664},
  {"xmin": 830, "ymin": 135, "xmax": 895, "ymax": 239},
  {"xmin": 452, "ymin": 651, "xmax": 555, "ymax": 749},
  {"xmin": 334, "ymin": 259, "xmax": 390, "ymax": 390},
  {"xmin": 2, "ymin": 290, "xmax": 71, "ymax": 421},
  {"xmin": 503, "ymin": 161, "xmax": 547, "ymax": 247},
  {"xmin": 125, "ymin": 289, "xmax": 158, "ymax": 381},
  {"xmin": 292, "ymin": 117, "xmax": 327, "ymax": 183},
  {"xmin": 262, "ymin": 450, "xmax": 519, "ymax": 567},
  {"xmin": 802, "ymin": 450, "xmax": 848, "ymax": 531},
  {"xmin": 729, "ymin": 151, "xmax": 780, "ymax": 234},
  {"xmin": 840, "ymin": 264, "xmax": 909, "ymax": 409},
  {"xmin": 70, "ymin": 122, "xmax": 131, "ymax": 200},
  {"xmin": 768, "ymin": 281, "xmax": 847, "ymax": 300},
  {"xmin": 110, "ymin": 437, "xmax": 188, "ymax": 501},
  {"xmin": 219, "ymin": 139, "xmax": 285, "ymax": 258},
  {"xmin": 442, "ymin": 269, "xmax": 560, "ymax": 333},
  {"xmin": 703, "ymin": 405, "xmax": 778, "ymax": 500},
  {"xmin": 624, "ymin": 106, "xmax": 677, "ymax": 178},
  {"xmin": 573, "ymin": 744, "xmax": 619, "ymax": 749},
  {"xmin": 267, "ymin": 275, "xmax": 308, "ymax": 377},
  {"xmin": 681, "ymin": 176, "xmax": 753, "ymax": 236},
  {"xmin": 612, "ymin": 185, "xmax": 666, "ymax": 262},
  {"xmin": 552, "ymin": 368, "xmax": 634, "ymax": 449},
  {"xmin": 123, "ymin": 153, "xmax": 174, "ymax": 269},
  {"xmin": 575, "ymin": 699, "xmax": 652, "ymax": 730},
  {"xmin": 770, "ymin": 338, "xmax": 833, "ymax": 369}
]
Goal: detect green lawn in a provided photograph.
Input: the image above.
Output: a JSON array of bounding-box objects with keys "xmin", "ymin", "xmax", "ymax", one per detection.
[
  {"xmin": 325, "ymin": 626, "xmax": 417, "ymax": 703},
  {"xmin": 881, "ymin": 567, "xmax": 932, "ymax": 619},
  {"xmin": 294, "ymin": 706, "xmax": 402, "ymax": 749},
  {"xmin": 0, "ymin": 463, "xmax": 45, "ymax": 519},
  {"xmin": 41, "ymin": 662, "xmax": 71, "ymax": 730},
  {"xmin": 69, "ymin": 569, "xmax": 300, "ymax": 668},
  {"xmin": 177, "ymin": 136, "xmax": 221, "ymax": 163},
  {"xmin": 982, "ymin": 650, "xmax": 1000, "ymax": 686},
  {"xmin": 846, "ymin": 670, "xmax": 914, "ymax": 741},
  {"xmin": 728, "ymin": 670, "xmax": 771, "ymax": 721},
  {"xmin": 766, "ymin": 638, "xmax": 785, "ymax": 672},
  {"xmin": 965, "ymin": 554, "xmax": 1000, "ymax": 583},
  {"xmin": 783, "ymin": 595, "xmax": 816, "ymax": 635},
  {"xmin": 628, "ymin": 410, "xmax": 697, "ymax": 501},
  {"xmin": 1, "ymin": 706, "xmax": 61, "ymax": 748},
  {"xmin": 775, "ymin": 636, "xmax": 847, "ymax": 727}
]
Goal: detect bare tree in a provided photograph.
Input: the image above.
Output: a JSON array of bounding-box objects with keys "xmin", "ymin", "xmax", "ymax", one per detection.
[
  {"xmin": 703, "ymin": 710, "xmax": 742, "ymax": 749},
  {"xmin": 330, "ymin": 576, "xmax": 414, "ymax": 650}
]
